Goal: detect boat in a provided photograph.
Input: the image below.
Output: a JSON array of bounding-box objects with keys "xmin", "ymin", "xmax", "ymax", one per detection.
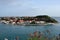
[{"xmin": 4, "ymin": 38, "xmax": 8, "ymax": 40}]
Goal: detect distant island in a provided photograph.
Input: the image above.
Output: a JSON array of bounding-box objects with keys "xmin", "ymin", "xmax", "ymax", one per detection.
[{"xmin": 0, "ymin": 15, "xmax": 58, "ymax": 26}]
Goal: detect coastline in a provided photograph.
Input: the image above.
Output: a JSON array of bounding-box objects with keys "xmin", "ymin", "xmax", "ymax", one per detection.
[
  {"xmin": 0, "ymin": 15, "xmax": 58, "ymax": 26},
  {"xmin": 0, "ymin": 21, "xmax": 57, "ymax": 26}
]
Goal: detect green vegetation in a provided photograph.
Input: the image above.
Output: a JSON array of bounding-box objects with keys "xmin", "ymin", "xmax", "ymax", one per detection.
[
  {"xmin": 0, "ymin": 15, "xmax": 58, "ymax": 25},
  {"xmin": 35, "ymin": 15, "xmax": 58, "ymax": 23},
  {"xmin": 28, "ymin": 36, "xmax": 45, "ymax": 40},
  {"xmin": 30, "ymin": 21, "xmax": 36, "ymax": 24}
]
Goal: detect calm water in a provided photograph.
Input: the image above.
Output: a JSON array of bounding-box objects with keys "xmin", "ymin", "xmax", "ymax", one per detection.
[{"xmin": 0, "ymin": 17, "xmax": 60, "ymax": 40}]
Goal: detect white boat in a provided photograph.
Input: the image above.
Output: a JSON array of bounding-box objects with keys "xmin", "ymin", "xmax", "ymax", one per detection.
[{"xmin": 4, "ymin": 38, "xmax": 8, "ymax": 40}]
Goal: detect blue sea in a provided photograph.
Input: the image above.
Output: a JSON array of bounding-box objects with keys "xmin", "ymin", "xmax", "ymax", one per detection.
[{"xmin": 0, "ymin": 17, "xmax": 60, "ymax": 40}]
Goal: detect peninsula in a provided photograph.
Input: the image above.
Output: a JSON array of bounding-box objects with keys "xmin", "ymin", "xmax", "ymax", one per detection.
[{"xmin": 0, "ymin": 15, "xmax": 58, "ymax": 25}]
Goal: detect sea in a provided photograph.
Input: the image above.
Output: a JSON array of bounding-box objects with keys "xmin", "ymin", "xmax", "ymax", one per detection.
[{"xmin": 0, "ymin": 17, "xmax": 60, "ymax": 40}]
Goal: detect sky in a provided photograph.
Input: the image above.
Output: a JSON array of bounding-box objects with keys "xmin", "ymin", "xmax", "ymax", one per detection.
[{"xmin": 0, "ymin": 0, "xmax": 60, "ymax": 17}]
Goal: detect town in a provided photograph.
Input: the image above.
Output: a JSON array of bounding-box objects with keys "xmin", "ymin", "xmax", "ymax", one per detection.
[{"xmin": 0, "ymin": 15, "xmax": 58, "ymax": 25}]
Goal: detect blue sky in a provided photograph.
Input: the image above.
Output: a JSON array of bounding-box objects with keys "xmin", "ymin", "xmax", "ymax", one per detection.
[{"xmin": 0, "ymin": 0, "xmax": 60, "ymax": 17}]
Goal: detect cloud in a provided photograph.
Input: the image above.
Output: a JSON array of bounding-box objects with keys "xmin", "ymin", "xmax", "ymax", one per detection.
[
  {"xmin": 0, "ymin": 0, "xmax": 60, "ymax": 16},
  {"xmin": 0, "ymin": 0, "xmax": 14, "ymax": 5}
]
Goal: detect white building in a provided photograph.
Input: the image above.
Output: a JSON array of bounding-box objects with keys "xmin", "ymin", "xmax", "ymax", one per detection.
[
  {"xmin": 40, "ymin": 21, "xmax": 45, "ymax": 24},
  {"xmin": 36, "ymin": 21, "xmax": 45, "ymax": 24}
]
